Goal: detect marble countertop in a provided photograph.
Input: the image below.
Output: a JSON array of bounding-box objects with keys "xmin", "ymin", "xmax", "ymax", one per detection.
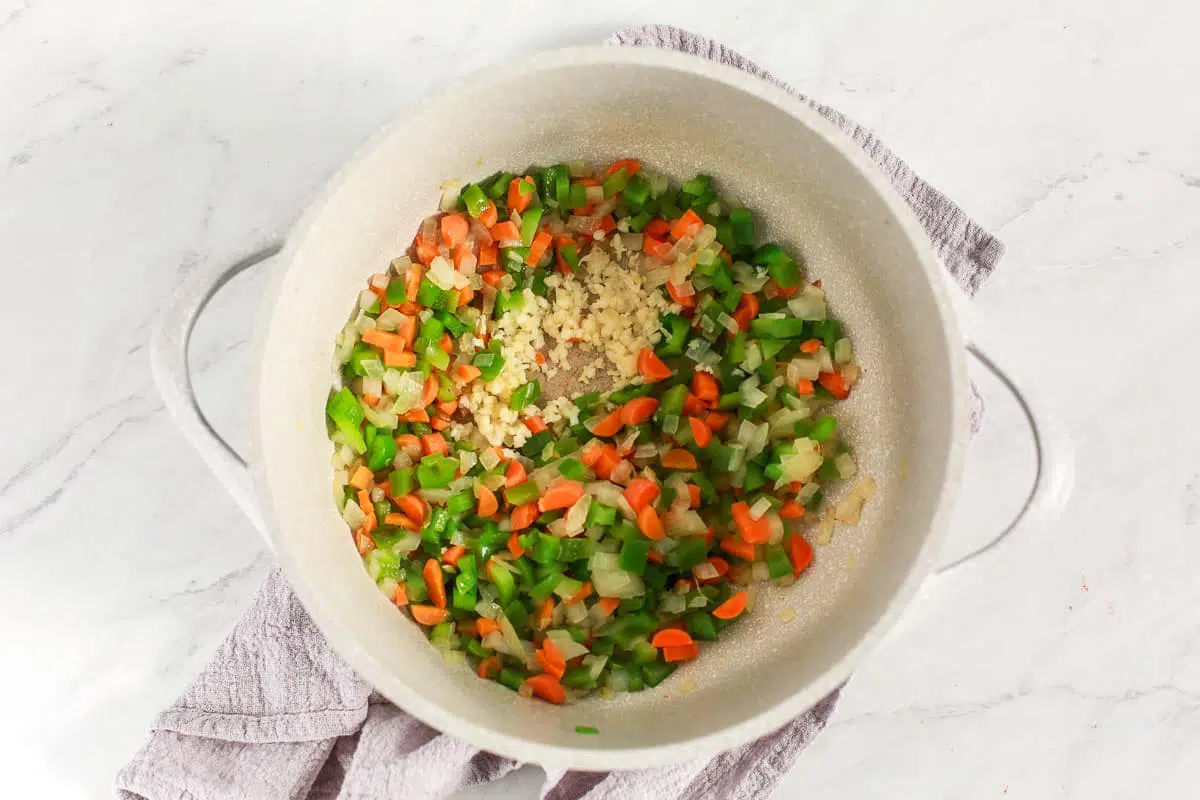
[{"xmin": 2, "ymin": 1, "xmax": 1196, "ymax": 797}]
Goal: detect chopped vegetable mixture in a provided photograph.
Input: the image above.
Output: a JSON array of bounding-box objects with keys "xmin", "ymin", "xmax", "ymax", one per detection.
[{"xmin": 327, "ymin": 160, "xmax": 869, "ymax": 704}]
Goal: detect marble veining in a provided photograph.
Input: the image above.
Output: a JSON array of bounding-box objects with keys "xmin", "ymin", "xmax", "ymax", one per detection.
[{"xmin": 1, "ymin": 1, "xmax": 1196, "ymax": 798}]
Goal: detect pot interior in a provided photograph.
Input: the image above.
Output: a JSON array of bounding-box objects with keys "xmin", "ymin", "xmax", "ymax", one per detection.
[{"xmin": 255, "ymin": 48, "xmax": 963, "ymax": 766}]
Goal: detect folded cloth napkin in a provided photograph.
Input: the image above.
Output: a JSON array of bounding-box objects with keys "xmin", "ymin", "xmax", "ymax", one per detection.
[{"xmin": 117, "ymin": 24, "xmax": 1004, "ymax": 800}]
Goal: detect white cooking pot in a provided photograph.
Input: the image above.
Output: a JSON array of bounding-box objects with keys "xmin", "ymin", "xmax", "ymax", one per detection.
[{"xmin": 150, "ymin": 46, "xmax": 1071, "ymax": 769}]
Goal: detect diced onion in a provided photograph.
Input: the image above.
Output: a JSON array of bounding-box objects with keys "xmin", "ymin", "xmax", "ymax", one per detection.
[
  {"xmin": 660, "ymin": 593, "xmax": 686, "ymax": 615},
  {"xmin": 818, "ymin": 347, "xmax": 834, "ymax": 374},
  {"xmin": 589, "ymin": 552, "xmax": 620, "ymax": 572},
  {"xmin": 834, "ymin": 453, "xmax": 857, "ymax": 479},
  {"xmin": 787, "ymin": 358, "xmax": 820, "ymax": 383},
  {"xmin": 749, "ymin": 496, "xmax": 772, "ymax": 520},
  {"xmin": 662, "ymin": 414, "xmax": 680, "ymax": 435},
  {"xmin": 777, "ymin": 439, "xmax": 824, "ymax": 485},
  {"xmin": 363, "ymin": 404, "xmax": 398, "ymax": 429},
  {"xmin": 375, "ymin": 308, "xmax": 405, "ymax": 331},
  {"xmin": 564, "ymin": 494, "xmax": 591, "ymax": 536},
  {"xmin": 341, "ymin": 497, "xmax": 366, "ymax": 529},
  {"xmin": 788, "ymin": 284, "xmax": 827, "ymax": 320},
  {"xmin": 358, "ymin": 290, "xmax": 377, "ymax": 311},
  {"xmin": 688, "ymin": 594, "xmax": 709, "ymax": 608},
  {"xmin": 693, "ymin": 561, "xmax": 720, "ymax": 581},
  {"xmin": 767, "ymin": 512, "xmax": 785, "ymax": 544},
  {"xmin": 585, "ymin": 185, "xmax": 605, "ymax": 204},
  {"xmin": 499, "ymin": 614, "xmax": 533, "ymax": 668},
  {"xmin": 592, "ymin": 568, "xmax": 645, "ymax": 598},
  {"xmin": 620, "ymin": 232, "xmax": 643, "ymax": 251},
  {"xmin": 546, "ymin": 629, "xmax": 590, "ymax": 660},
  {"xmin": 565, "ymin": 602, "xmax": 589, "ymax": 625},
  {"xmin": 584, "ymin": 654, "xmax": 609, "ymax": 681},
  {"xmin": 361, "ymin": 377, "xmax": 383, "ymax": 398},
  {"xmin": 586, "ymin": 481, "xmax": 625, "ymax": 508},
  {"xmin": 816, "ymin": 507, "xmax": 836, "ymax": 545},
  {"xmin": 834, "ymin": 338, "xmax": 853, "ymax": 365},
  {"xmin": 609, "ymin": 459, "xmax": 634, "ymax": 485},
  {"xmin": 717, "ymin": 312, "xmax": 739, "ymax": 335},
  {"xmin": 751, "ymin": 562, "xmax": 771, "ymax": 582},
  {"xmin": 664, "ymin": 509, "xmax": 707, "ymax": 537},
  {"xmin": 439, "ymin": 180, "xmax": 460, "ymax": 211},
  {"xmin": 742, "ymin": 385, "xmax": 767, "ymax": 408}
]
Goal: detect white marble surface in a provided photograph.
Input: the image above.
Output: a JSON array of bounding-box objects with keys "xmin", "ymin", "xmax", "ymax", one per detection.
[{"xmin": 2, "ymin": 1, "xmax": 1197, "ymax": 797}]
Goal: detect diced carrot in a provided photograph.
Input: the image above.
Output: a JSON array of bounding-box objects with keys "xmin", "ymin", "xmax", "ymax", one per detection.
[
  {"xmin": 796, "ymin": 379, "xmax": 814, "ymax": 395},
  {"xmin": 396, "ymin": 314, "xmax": 418, "ymax": 349},
  {"xmin": 395, "ymin": 495, "xmax": 426, "ymax": 526},
  {"xmin": 505, "ymin": 460, "xmax": 527, "ymax": 488},
  {"xmin": 687, "ymin": 483, "xmax": 702, "ymax": 508},
  {"xmin": 596, "ymin": 597, "xmax": 620, "ymax": 617},
  {"xmin": 597, "ymin": 214, "xmax": 616, "ymax": 235},
  {"xmin": 526, "ymin": 230, "xmax": 552, "ymax": 267},
  {"xmin": 423, "ymin": 559, "xmax": 447, "ymax": 609},
  {"xmin": 662, "ymin": 449, "xmax": 699, "ymax": 470},
  {"xmin": 636, "ymin": 348, "xmax": 673, "ymax": 383},
  {"xmin": 567, "ymin": 581, "xmax": 593, "ymax": 606},
  {"xmin": 535, "ymin": 596, "xmax": 555, "ymax": 630},
  {"xmin": 623, "ymin": 478, "xmax": 660, "ymax": 513},
  {"xmin": 818, "ymin": 371, "xmax": 850, "ymax": 400},
  {"xmin": 478, "ymin": 242, "xmax": 498, "ymax": 267},
  {"xmin": 385, "ymin": 513, "xmax": 418, "ymax": 531},
  {"xmin": 507, "ymin": 532, "xmax": 525, "ymax": 558},
  {"xmin": 621, "ymin": 396, "xmax": 660, "ymax": 426},
  {"xmin": 579, "ymin": 440, "xmax": 603, "ymax": 467},
  {"xmin": 691, "ymin": 372, "xmax": 720, "ymax": 404},
  {"xmin": 431, "ymin": 414, "xmax": 449, "ymax": 431},
  {"xmin": 385, "ymin": 350, "xmax": 417, "ymax": 368},
  {"xmin": 665, "ymin": 280, "xmax": 697, "ymax": 309},
  {"xmin": 476, "ymin": 485, "xmax": 498, "ymax": 518},
  {"xmin": 593, "ymin": 444, "xmax": 623, "ymax": 480},
  {"xmin": 645, "ymin": 218, "xmax": 670, "ymax": 238},
  {"xmin": 439, "ymin": 332, "xmax": 454, "ymax": 354},
  {"xmin": 704, "ymin": 411, "xmax": 731, "ymax": 431},
  {"xmin": 508, "ymin": 177, "xmax": 535, "ymax": 213},
  {"xmin": 454, "ymin": 364, "xmax": 482, "ymax": 383},
  {"xmin": 785, "ymin": 533, "xmax": 815, "ymax": 576},
  {"xmin": 361, "ymin": 328, "xmax": 405, "ymax": 351},
  {"xmin": 420, "ymin": 374, "xmax": 438, "ymax": 408},
  {"xmin": 779, "ymin": 499, "xmax": 806, "ymax": 520},
  {"xmin": 539, "ymin": 479, "xmax": 585, "ymax": 512},
  {"xmin": 643, "ymin": 234, "xmax": 674, "ymax": 260},
  {"xmin": 523, "ymin": 673, "xmax": 566, "ymax": 704},
  {"xmin": 511, "ymin": 502, "xmax": 539, "ymax": 531},
  {"xmin": 647, "ymin": 549, "xmax": 665, "ymax": 565},
  {"xmin": 524, "ymin": 415, "xmax": 548, "ymax": 434},
  {"xmin": 393, "ymin": 583, "xmax": 409, "ymax": 607},
  {"xmin": 589, "ymin": 409, "xmax": 624, "ymax": 437},
  {"xmin": 662, "ymin": 643, "xmax": 700, "ymax": 663},
  {"xmin": 606, "ymin": 159, "xmax": 641, "ymax": 177},
  {"xmin": 414, "ymin": 239, "xmax": 438, "ymax": 266},
  {"xmin": 355, "ymin": 528, "xmax": 375, "ymax": 555},
  {"xmin": 688, "ymin": 417, "xmax": 712, "ymax": 448},
  {"xmin": 480, "ymin": 269, "xmax": 504, "ymax": 287},
  {"xmin": 476, "ymin": 618, "xmax": 501, "ymax": 637},
  {"xmin": 440, "ymin": 213, "xmax": 469, "ymax": 248},
  {"xmin": 436, "ymin": 399, "xmax": 458, "ymax": 417},
  {"xmin": 682, "ymin": 393, "xmax": 708, "ymax": 417},
  {"xmin": 732, "ymin": 292, "xmax": 760, "ymax": 332},
  {"xmin": 479, "ymin": 200, "xmax": 498, "ymax": 228},
  {"xmin": 477, "ymin": 654, "xmax": 502, "ymax": 679},
  {"xmin": 670, "ymin": 209, "xmax": 704, "ymax": 241},
  {"xmin": 731, "ymin": 501, "xmax": 771, "ymax": 544},
  {"xmin": 399, "ymin": 408, "xmax": 430, "ymax": 423},
  {"xmin": 441, "ymin": 544, "xmax": 467, "ymax": 566},
  {"xmin": 712, "ymin": 591, "xmax": 748, "ymax": 620},
  {"xmin": 535, "ymin": 638, "xmax": 566, "ymax": 680},
  {"xmin": 452, "ymin": 244, "xmax": 475, "ymax": 272},
  {"xmin": 349, "ymin": 465, "xmax": 373, "ymax": 490},
  {"xmin": 420, "ymin": 433, "xmax": 448, "ymax": 456},
  {"xmin": 489, "ymin": 220, "xmax": 521, "ymax": 243},
  {"xmin": 720, "ymin": 534, "xmax": 757, "ymax": 562},
  {"xmin": 638, "ymin": 505, "xmax": 665, "ymax": 540},
  {"xmin": 650, "ymin": 628, "xmax": 694, "ymax": 648},
  {"xmin": 410, "ymin": 604, "xmax": 449, "ymax": 626},
  {"xmin": 800, "ymin": 338, "xmax": 822, "ymax": 354}
]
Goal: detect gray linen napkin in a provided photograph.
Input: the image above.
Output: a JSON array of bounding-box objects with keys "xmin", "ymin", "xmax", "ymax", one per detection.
[{"xmin": 118, "ymin": 25, "xmax": 1004, "ymax": 800}]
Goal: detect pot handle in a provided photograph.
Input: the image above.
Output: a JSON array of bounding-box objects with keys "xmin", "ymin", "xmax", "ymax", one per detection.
[
  {"xmin": 149, "ymin": 241, "xmax": 285, "ymax": 539},
  {"xmin": 933, "ymin": 341, "xmax": 1075, "ymax": 575}
]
